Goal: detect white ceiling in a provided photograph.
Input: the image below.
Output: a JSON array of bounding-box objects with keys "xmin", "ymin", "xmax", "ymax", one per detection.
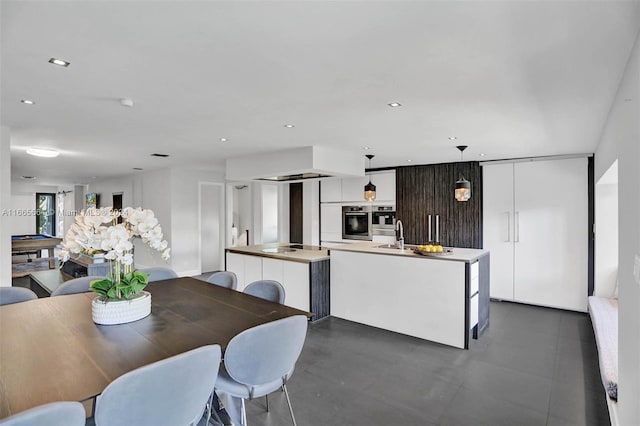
[{"xmin": 2, "ymin": 1, "xmax": 639, "ymax": 185}]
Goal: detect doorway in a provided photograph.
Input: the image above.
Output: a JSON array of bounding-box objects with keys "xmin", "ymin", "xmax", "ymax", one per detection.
[
  {"xmin": 199, "ymin": 183, "xmax": 224, "ymax": 274},
  {"xmin": 35, "ymin": 193, "xmax": 56, "ymax": 235}
]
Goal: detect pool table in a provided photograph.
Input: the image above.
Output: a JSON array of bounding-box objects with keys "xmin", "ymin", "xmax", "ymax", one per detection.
[{"xmin": 11, "ymin": 234, "xmax": 63, "ymax": 269}]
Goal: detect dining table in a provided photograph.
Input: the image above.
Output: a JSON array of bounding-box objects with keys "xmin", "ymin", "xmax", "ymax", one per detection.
[{"xmin": 0, "ymin": 277, "xmax": 312, "ymax": 419}]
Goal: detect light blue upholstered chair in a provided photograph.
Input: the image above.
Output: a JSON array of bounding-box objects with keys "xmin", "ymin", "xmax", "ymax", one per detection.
[
  {"xmin": 94, "ymin": 344, "xmax": 222, "ymax": 426},
  {"xmin": 0, "ymin": 401, "xmax": 85, "ymax": 426},
  {"xmin": 215, "ymin": 315, "xmax": 308, "ymax": 426},
  {"xmin": 243, "ymin": 280, "xmax": 285, "ymax": 304},
  {"xmin": 50, "ymin": 276, "xmax": 103, "ymax": 297},
  {"xmin": 138, "ymin": 266, "xmax": 178, "ymax": 282},
  {"xmin": 0, "ymin": 287, "xmax": 38, "ymax": 305},
  {"xmin": 206, "ymin": 271, "xmax": 238, "ymax": 290}
]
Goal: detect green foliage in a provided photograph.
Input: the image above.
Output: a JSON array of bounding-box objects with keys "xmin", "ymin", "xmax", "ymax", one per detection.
[{"xmin": 90, "ymin": 270, "xmax": 150, "ymax": 301}]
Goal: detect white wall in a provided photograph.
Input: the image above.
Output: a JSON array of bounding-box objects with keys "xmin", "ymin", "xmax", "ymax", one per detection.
[
  {"xmin": 0, "ymin": 127, "xmax": 11, "ymax": 286},
  {"xmin": 594, "ymin": 28, "xmax": 640, "ymax": 425},
  {"xmin": 169, "ymin": 167, "xmax": 224, "ymax": 276},
  {"xmin": 89, "ymin": 167, "xmax": 226, "ymax": 276},
  {"xmin": 8, "ymin": 182, "xmax": 59, "ymax": 235},
  {"xmin": 595, "ymin": 172, "xmax": 618, "ymax": 297},
  {"xmin": 88, "ymin": 175, "xmax": 136, "ymax": 209},
  {"xmin": 261, "ymin": 183, "xmax": 279, "ymax": 244}
]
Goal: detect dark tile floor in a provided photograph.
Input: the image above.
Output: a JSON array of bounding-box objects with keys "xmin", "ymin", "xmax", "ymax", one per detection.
[
  {"xmin": 13, "ymin": 272, "xmax": 607, "ymax": 425},
  {"xmin": 244, "ymin": 301, "xmax": 608, "ymax": 426}
]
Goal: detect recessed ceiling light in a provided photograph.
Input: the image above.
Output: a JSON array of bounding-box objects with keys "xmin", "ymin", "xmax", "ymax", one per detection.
[
  {"xmin": 388, "ymin": 102, "xmax": 402, "ymax": 107},
  {"xmin": 151, "ymin": 153, "xmax": 170, "ymax": 157},
  {"xmin": 48, "ymin": 57, "xmax": 70, "ymax": 67},
  {"xmin": 448, "ymin": 136, "xmax": 457, "ymax": 140},
  {"xmin": 26, "ymin": 147, "xmax": 60, "ymax": 158},
  {"xmin": 119, "ymin": 98, "xmax": 134, "ymax": 107},
  {"xmin": 407, "ymin": 159, "xmax": 412, "ymax": 162},
  {"xmin": 362, "ymin": 146, "xmax": 371, "ymax": 150},
  {"xmin": 21, "ymin": 176, "xmax": 36, "ymax": 180},
  {"xmin": 479, "ymin": 153, "xmax": 486, "ymax": 157},
  {"xmin": 220, "ymin": 138, "xmax": 228, "ymax": 142},
  {"xmin": 132, "ymin": 167, "xmax": 144, "ymax": 171},
  {"xmin": 284, "ymin": 124, "xmax": 295, "ymax": 128},
  {"xmin": 20, "ymin": 99, "xmax": 35, "ymax": 105}
]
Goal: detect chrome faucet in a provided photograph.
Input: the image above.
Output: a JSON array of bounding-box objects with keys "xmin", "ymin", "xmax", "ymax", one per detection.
[{"xmin": 396, "ymin": 220, "xmax": 404, "ymax": 250}]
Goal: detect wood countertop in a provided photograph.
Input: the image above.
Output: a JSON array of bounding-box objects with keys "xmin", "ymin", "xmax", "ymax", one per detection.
[{"xmin": 226, "ymin": 243, "xmax": 330, "ymax": 263}]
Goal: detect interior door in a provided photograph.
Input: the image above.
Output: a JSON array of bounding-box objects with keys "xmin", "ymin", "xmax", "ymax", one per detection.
[
  {"xmin": 482, "ymin": 163, "xmax": 515, "ymax": 300},
  {"xmin": 513, "ymin": 158, "xmax": 588, "ymax": 311}
]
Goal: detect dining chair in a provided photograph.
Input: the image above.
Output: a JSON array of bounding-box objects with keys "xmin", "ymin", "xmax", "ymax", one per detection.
[
  {"xmin": 215, "ymin": 315, "xmax": 308, "ymax": 426},
  {"xmin": 243, "ymin": 280, "xmax": 285, "ymax": 304},
  {"xmin": 0, "ymin": 401, "xmax": 85, "ymax": 426},
  {"xmin": 94, "ymin": 344, "xmax": 222, "ymax": 426},
  {"xmin": 206, "ymin": 271, "xmax": 238, "ymax": 290},
  {"xmin": 137, "ymin": 266, "xmax": 178, "ymax": 282},
  {"xmin": 0, "ymin": 287, "xmax": 38, "ymax": 305},
  {"xmin": 50, "ymin": 276, "xmax": 104, "ymax": 297}
]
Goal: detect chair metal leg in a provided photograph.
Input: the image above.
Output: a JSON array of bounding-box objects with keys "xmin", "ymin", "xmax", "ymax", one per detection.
[
  {"xmin": 265, "ymin": 394, "xmax": 269, "ymax": 412},
  {"xmin": 241, "ymin": 398, "xmax": 248, "ymax": 426},
  {"xmin": 282, "ymin": 384, "xmax": 297, "ymax": 426}
]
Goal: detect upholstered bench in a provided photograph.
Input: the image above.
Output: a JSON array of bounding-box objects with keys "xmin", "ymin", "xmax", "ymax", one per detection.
[{"xmin": 588, "ymin": 295, "xmax": 618, "ymax": 425}]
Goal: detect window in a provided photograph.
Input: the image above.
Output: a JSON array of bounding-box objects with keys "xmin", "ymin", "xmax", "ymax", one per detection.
[{"xmin": 36, "ymin": 193, "xmax": 56, "ymax": 235}]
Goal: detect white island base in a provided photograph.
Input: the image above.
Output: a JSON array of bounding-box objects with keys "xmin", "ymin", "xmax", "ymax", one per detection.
[{"xmin": 330, "ymin": 243, "xmax": 489, "ymax": 349}]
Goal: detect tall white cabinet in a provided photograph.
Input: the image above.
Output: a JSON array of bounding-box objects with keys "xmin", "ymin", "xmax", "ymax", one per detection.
[{"xmin": 483, "ymin": 157, "xmax": 588, "ymax": 312}]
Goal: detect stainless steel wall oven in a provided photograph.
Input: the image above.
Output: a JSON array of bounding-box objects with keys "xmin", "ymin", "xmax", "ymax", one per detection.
[{"xmin": 342, "ymin": 205, "xmax": 372, "ymax": 240}]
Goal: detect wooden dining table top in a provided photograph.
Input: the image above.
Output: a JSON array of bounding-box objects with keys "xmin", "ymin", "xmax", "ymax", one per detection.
[{"xmin": 0, "ymin": 277, "xmax": 312, "ymax": 419}]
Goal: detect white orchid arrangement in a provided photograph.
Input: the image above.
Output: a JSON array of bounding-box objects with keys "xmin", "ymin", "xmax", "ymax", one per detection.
[{"xmin": 59, "ymin": 207, "xmax": 170, "ymax": 300}]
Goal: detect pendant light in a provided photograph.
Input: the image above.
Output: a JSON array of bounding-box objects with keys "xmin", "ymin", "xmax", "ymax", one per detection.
[
  {"xmin": 364, "ymin": 154, "xmax": 376, "ymax": 201},
  {"xmin": 455, "ymin": 145, "xmax": 471, "ymax": 202}
]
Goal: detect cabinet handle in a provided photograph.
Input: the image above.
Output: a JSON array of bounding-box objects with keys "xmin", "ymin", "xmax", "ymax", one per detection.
[
  {"xmin": 514, "ymin": 211, "xmax": 520, "ymax": 243},
  {"xmin": 503, "ymin": 212, "xmax": 510, "ymax": 242},
  {"xmin": 435, "ymin": 215, "xmax": 440, "ymax": 243},
  {"xmin": 428, "ymin": 214, "xmax": 432, "ymax": 242}
]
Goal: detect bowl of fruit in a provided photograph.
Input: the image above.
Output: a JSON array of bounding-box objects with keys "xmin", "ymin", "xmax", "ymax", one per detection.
[{"xmin": 414, "ymin": 244, "xmax": 453, "ymax": 256}]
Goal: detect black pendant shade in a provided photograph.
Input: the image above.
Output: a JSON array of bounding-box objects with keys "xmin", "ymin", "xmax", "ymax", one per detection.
[
  {"xmin": 364, "ymin": 154, "xmax": 376, "ymax": 201},
  {"xmin": 455, "ymin": 145, "xmax": 471, "ymax": 202}
]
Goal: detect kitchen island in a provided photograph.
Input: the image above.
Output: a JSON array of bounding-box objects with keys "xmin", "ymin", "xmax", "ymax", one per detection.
[
  {"xmin": 330, "ymin": 241, "xmax": 489, "ymax": 349},
  {"xmin": 225, "ymin": 243, "xmax": 330, "ymax": 321}
]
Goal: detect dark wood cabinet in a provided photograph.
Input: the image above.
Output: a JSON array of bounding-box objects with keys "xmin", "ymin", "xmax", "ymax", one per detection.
[{"xmin": 396, "ymin": 162, "xmax": 482, "ymax": 248}]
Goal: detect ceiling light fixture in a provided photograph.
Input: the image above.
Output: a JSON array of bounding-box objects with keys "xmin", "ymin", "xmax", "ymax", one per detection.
[
  {"xmin": 26, "ymin": 147, "xmax": 60, "ymax": 158},
  {"xmin": 120, "ymin": 98, "xmax": 134, "ymax": 107},
  {"xmin": 48, "ymin": 57, "xmax": 70, "ymax": 67},
  {"xmin": 388, "ymin": 102, "xmax": 402, "ymax": 107},
  {"xmin": 455, "ymin": 145, "xmax": 471, "ymax": 202},
  {"xmin": 284, "ymin": 124, "xmax": 295, "ymax": 128},
  {"xmin": 220, "ymin": 138, "xmax": 228, "ymax": 142},
  {"xmin": 362, "ymin": 146, "xmax": 371, "ymax": 150},
  {"xmin": 364, "ymin": 154, "xmax": 376, "ymax": 202},
  {"xmin": 448, "ymin": 136, "xmax": 457, "ymax": 140},
  {"xmin": 151, "ymin": 153, "xmax": 170, "ymax": 158},
  {"xmin": 479, "ymin": 153, "xmax": 486, "ymax": 157},
  {"xmin": 20, "ymin": 99, "xmax": 35, "ymax": 105}
]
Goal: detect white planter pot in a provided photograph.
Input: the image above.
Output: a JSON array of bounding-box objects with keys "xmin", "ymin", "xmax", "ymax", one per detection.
[{"xmin": 92, "ymin": 291, "xmax": 151, "ymax": 325}]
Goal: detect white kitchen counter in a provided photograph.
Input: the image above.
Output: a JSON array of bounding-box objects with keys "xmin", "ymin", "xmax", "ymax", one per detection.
[
  {"xmin": 226, "ymin": 243, "xmax": 329, "ymax": 264},
  {"xmin": 328, "ymin": 241, "xmax": 489, "ymax": 263},
  {"xmin": 330, "ymin": 241, "xmax": 490, "ymax": 349}
]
